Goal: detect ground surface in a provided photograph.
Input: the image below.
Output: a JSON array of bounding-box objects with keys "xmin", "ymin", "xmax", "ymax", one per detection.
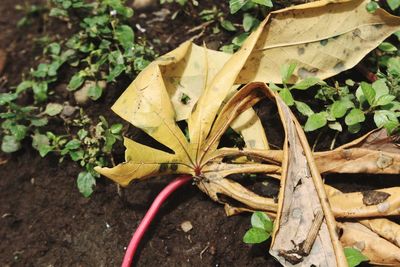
[{"xmin": 0, "ymin": 0, "xmax": 279, "ymax": 266}]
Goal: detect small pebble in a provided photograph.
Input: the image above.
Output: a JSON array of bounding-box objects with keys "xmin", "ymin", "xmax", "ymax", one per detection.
[{"xmin": 181, "ymin": 221, "xmax": 193, "ymax": 232}]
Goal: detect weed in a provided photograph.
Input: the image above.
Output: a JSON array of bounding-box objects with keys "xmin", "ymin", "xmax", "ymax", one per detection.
[
  {"xmin": 243, "ymin": 211, "xmax": 273, "ymax": 244},
  {"xmin": 31, "ymin": 113, "xmax": 122, "ymax": 196},
  {"xmin": 344, "ymin": 247, "xmax": 369, "ymax": 267},
  {"xmin": 271, "ymin": 59, "xmax": 400, "ymax": 136}
]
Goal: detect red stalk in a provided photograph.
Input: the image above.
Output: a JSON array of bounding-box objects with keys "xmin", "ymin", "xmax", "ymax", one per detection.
[{"xmin": 121, "ymin": 175, "xmax": 192, "ymax": 267}]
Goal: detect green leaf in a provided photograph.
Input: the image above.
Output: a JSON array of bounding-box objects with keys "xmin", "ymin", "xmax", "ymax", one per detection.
[
  {"xmin": 62, "ymin": 0, "xmax": 72, "ymax": 9},
  {"xmin": 251, "ymin": 0, "xmax": 273, "ymax": 7},
  {"xmin": 77, "ymin": 171, "xmax": 96, "ymax": 197},
  {"xmin": 269, "ymin": 83, "xmax": 282, "ymax": 91},
  {"xmin": 107, "ymin": 64, "xmax": 125, "ymax": 82},
  {"xmin": 279, "ymin": 88, "xmax": 294, "ymax": 106},
  {"xmin": 394, "ymin": 31, "xmax": 400, "ymax": 41},
  {"xmin": 70, "ymin": 150, "xmax": 84, "ymax": 161},
  {"xmin": 375, "ymin": 94, "xmax": 396, "ymax": 106},
  {"xmin": 384, "ymin": 121, "xmax": 399, "ymax": 134},
  {"xmin": 221, "ymin": 44, "xmax": 236, "ymax": 54},
  {"xmin": 344, "ymin": 247, "xmax": 368, "ymax": 267},
  {"xmin": 10, "ymin": 124, "xmax": 28, "ymax": 141},
  {"xmin": 104, "ymin": 131, "xmax": 117, "ymax": 152},
  {"xmin": 379, "ymin": 42, "xmax": 397, "ymax": 52},
  {"xmin": 251, "ymin": 211, "xmax": 273, "ymax": 232},
  {"xmin": 295, "ymin": 101, "xmax": 314, "ymax": 116},
  {"xmin": 106, "ymin": 0, "xmax": 133, "ymax": 17},
  {"xmin": 361, "ymin": 82, "xmax": 375, "ymax": 106},
  {"xmin": 331, "ymin": 100, "xmax": 352, "ymax": 118},
  {"xmin": 374, "ymin": 111, "xmax": 390, "ymax": 128},
  {"xmin": 30, "ymin": 118, "xmax": 48, "ymax": 127},
  {"xmin": 387, "ymin": 0, "xmax": 400, "ymax": 10},
  {"xmin": 77, "ymin": 129, "xmax": 88, "ymax": 140},
  {"xmin": 366, "ymin": 1, "xmax": 379, "ymax": 13},
  {"xmin": 374, "ymin": 110, "xmax": 398, "ymax": 128},
  {"xmin": 328, "ymin": 122, "xmax": 343, "ymax": 132},
  {"xmin": 47, "ymin": 42, "xmax": 61, "ymax": 55},
  {"xmin": 45, "ymin": 103, "xmax": 63, "ymax": 116},
  {"xmin": 32, "ymin": 82, "xmax": 48, "ymax": 102},
  {"xmin": 387, "ymin": 57, "xmax": 400, "ymax": 76},
  {"xmin": 243, "ymin": 227, "xmax": 270, "ymax": 244},
  {"xmin": 304, "ymin": 112, "xmax": 327, "ymax": 132},
  {"xmin": 220, "ymin": 20, "xmax": 236, "ymax": 31},
  {"xmin": 65, "ymin": 139, "xmax": 81, "ymax": 150},
  {"xmin": 348, "ymin": 123, "xmax": 361, "ymax": 133},
  {"xmin": 281, "ymin": 63, "xmax": 297, "ymax": 84},
  {"xmin": 88, "ymin": 84, "xmax": 103, "ymax": 100},
  {"xmin": 49, "ymin": 7, "xmax": 68, "ymax": 17},
  {"xmin": 115, "ymin": 25, "xmax": 134, "ymax": 51},
  {"xmin": 0, "ymin": 92, "xmax": 18, "ymax": 105},
  {"xmin": 290, "ymin": 77, "xmax": 325, "ymax": 90},
  {"xmin": 232, "ymin": 32, "xmax": 249, "ymax": 47},
  {"xmin": 345, "ymin": 79, "xmax": 355, "ymax": 86},
  {"xmin": 47, "ymin": 61, "xmax": 61, "ymax": 76},
  {"xmin": 32, "ymin": 132, "xmax": 52, "ymax": 157},
  {"xmin": 16, "ymin": 81, "xmax": 33, "ymax": 93},
  {"xmin": 372, "ymin": 79, "xmax": 389, "ymax": 99},
  {"xmin": 345, "ymin": 108, "xmax": 365, "ymax": 126},
  {"xmin": 1, "ymin": 135, "xmax": 21, "ymax": 153},
  {"xmin": 110, "ymin": 123, "xmax": 123, "ymax": 134},
  {"xmin": 32, "ymin": 63, "xmax": 49, "ymax": 78},
  {"xmin": 242, "ymin": 13, "xmax": 259, "ymax": 32},
  {"xmin": 355, "ymin": 85, "xmax": 366, "ymax": 105},
  {"xmin": 68, "ymin": 73, "xmax": 85, "ymax": 91},
  {"xmin": 229, "ymin": 0, "xmax": 249, "ymax": 14}
]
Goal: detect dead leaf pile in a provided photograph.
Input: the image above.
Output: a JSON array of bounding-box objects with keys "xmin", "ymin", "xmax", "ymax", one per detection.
[{"xmin": 96, "ymin": 0, "xmax": 400, "ymax": 266}]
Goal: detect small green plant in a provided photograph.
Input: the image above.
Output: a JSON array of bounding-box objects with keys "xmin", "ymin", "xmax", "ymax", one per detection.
[
  {"xmin": 50, "ymin": 0, "xmax": 156, "ymax": 98},
  {"xmin": 271, "ymin": 60, "xmax": 400, "ymax": 136},
  {"xmin": 0, "ymin": 93, "xmax": 48, "ymax": 152},
  {"xmin": 31, "ymin": 113, "xmax": 122, "ymax": 197},
  {"xmin": 221, "ymin": 1, "xmax": 272, "ymax": 53},
  {"xmin": 344, "ymin": 247, "xmax": 369, "ymax": 267},
  {"xmin": 243, "ymin": 211, "xmax": 274, "ymax": 244},
  {"xmin": 229, "ymin": 0, "xmax": 273, "ymax": 14},
  {"xmin": 15, "ymin": 2, "xmax": 48, "ymax": 28}
]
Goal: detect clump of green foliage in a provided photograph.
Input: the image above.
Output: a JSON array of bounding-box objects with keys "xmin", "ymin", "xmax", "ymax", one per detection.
[
  {"xmin": 32, "ymin": 114, "xmax": 122, "ymax": 197},
  {"xmin": 221, "ymin": 0, "xmax": 273, "ymax": 53},
  {"xmin": 0, "ymin": 0, "xmax": 156, "ymax": 196},
  {"xmin": 271, "ymin": 33, "xmax": 400, "ymax": 138}
]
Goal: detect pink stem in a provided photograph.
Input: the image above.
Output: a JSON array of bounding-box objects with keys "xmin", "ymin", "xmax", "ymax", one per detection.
[{"xmin": 121, "ymin": 175, "xmax": 192, "ymax": 267}]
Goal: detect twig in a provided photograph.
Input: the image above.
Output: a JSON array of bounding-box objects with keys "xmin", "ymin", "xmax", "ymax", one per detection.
[
  {"xmin": 199, "ymin": 242, "xmax": 210, "ymax": 259},
  {"xmin": 330, "ymin": 131, "xmax": 339, "ymax": 150},
  {"xmin": 187, "ymin": 21, "xmax": 213, "ymax": 34},
  {"xmin": 312, "ymin": 131, "xmax": 323, "ymax": 152},
  {"xmin": 302, "ymin": 210, "xmax": 324, "ymax": 255}
]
